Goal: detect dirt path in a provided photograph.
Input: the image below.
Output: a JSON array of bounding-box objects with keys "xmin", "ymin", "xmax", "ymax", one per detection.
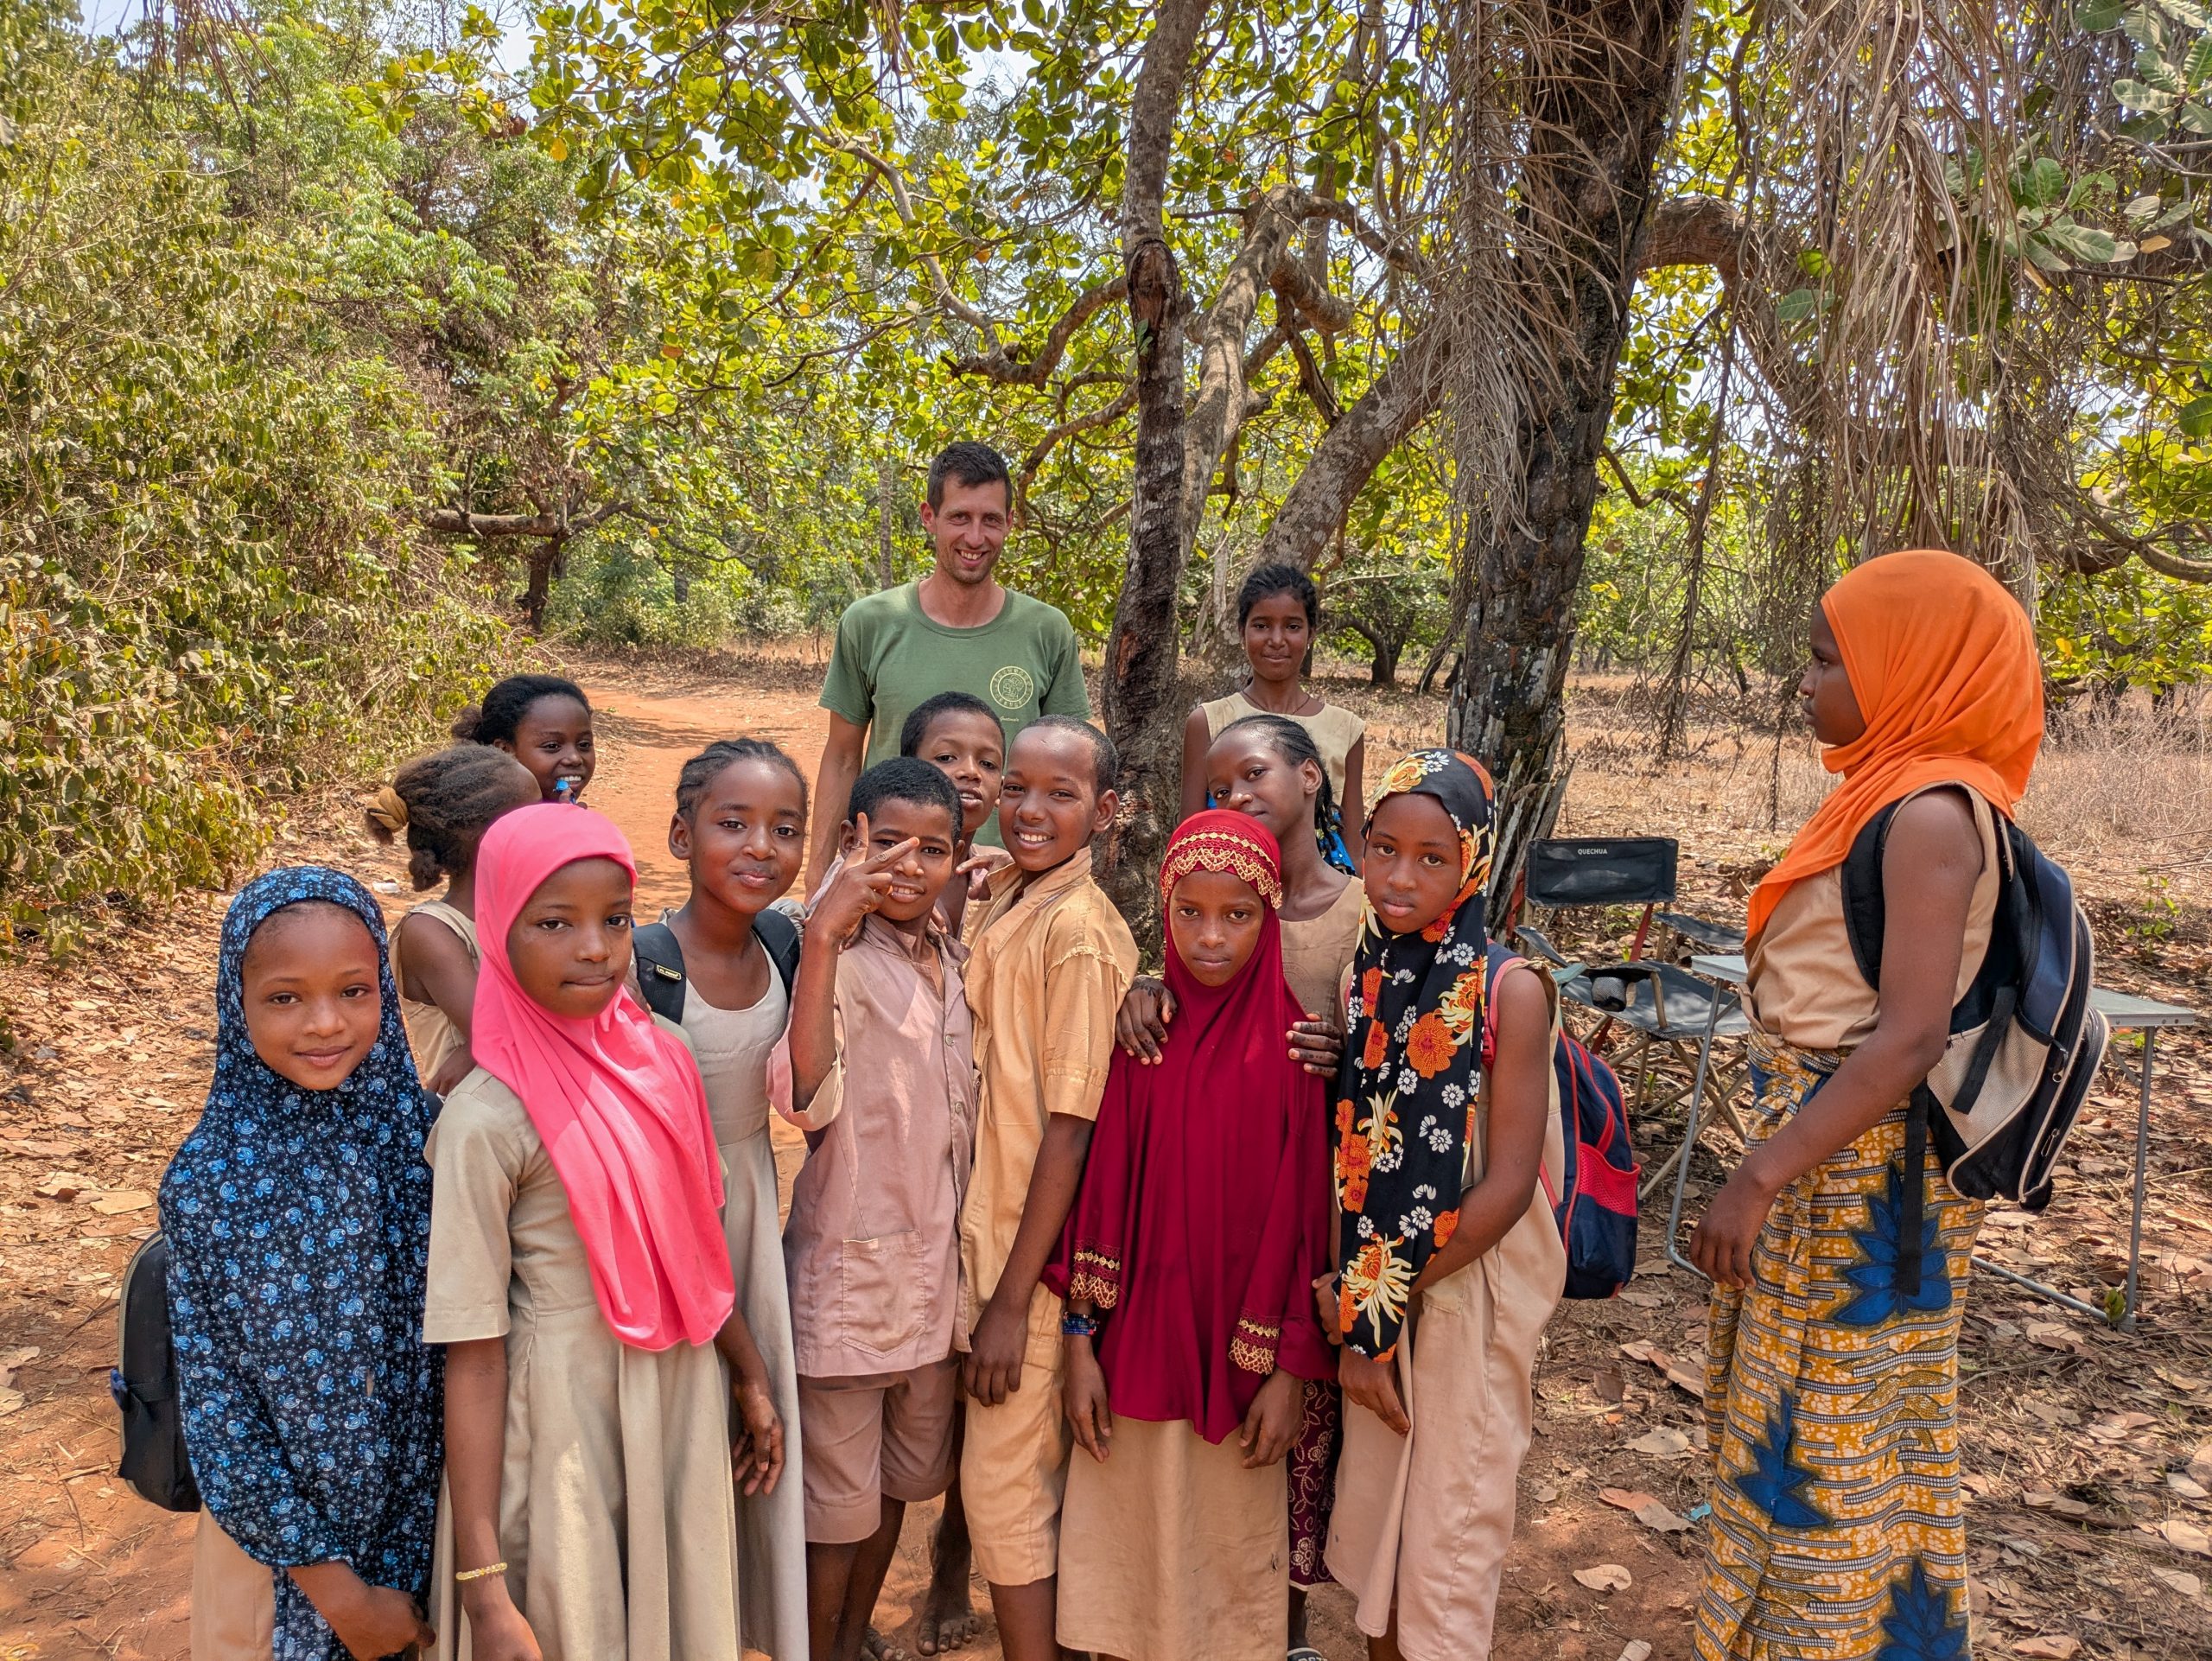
[{"xmin": 3, "ymin": 654, "xmax": 2210, "ymax": 1659}]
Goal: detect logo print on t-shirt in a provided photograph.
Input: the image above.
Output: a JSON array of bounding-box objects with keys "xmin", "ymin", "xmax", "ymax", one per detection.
[{"xmin": 988, "ymin": 665, "xmax": 1037, "ymax": 710}]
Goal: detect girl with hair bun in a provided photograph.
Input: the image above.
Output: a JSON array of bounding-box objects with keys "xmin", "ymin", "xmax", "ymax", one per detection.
[{"xmin": 364, "ymin": 745, "xmax": 540, "ymax": 1092}]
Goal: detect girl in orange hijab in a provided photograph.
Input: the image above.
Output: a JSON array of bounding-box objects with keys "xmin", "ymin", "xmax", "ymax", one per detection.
[{"xmin": 1690, "ymin": 550, "xmax": 2041, "ymax": 1661}]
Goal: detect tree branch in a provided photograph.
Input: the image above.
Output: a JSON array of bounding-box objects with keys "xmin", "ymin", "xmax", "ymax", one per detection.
[
  {"xmin": 423, "ymin": 498, "xmax": 626, "ymax": 538},
  {"xmin": 943, "ymin": 276, "xmax": 1130, "ymax": 385},
  {"xmin": 787, "ymin": 103, "xmax": 998, "ymax": 338}
]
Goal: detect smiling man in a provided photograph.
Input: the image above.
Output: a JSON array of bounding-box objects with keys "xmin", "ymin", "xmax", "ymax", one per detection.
[{"xmin": 810, "ymin": 442, "xmax": 1089, "ymax": 877}]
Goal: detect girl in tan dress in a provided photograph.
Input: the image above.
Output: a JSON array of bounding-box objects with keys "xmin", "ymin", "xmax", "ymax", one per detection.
[
  {"xmin": 647, "ymin": 737, "xmax": 812, "ymax": 1659},
  {"xmin": 1181, "ymin": 563, "xmax": 1367, "ymax": 870},
  {"xmin": 428, "ymin": 805, "xmax": 783, "ymax": 1661},
  {"xmin": 364, "ymin": 744, "xmax": 538, "ymax": 1092},
  {"xmin": 1321, "ymin": 751, "xmax": 1565, "ymax": 1661}
]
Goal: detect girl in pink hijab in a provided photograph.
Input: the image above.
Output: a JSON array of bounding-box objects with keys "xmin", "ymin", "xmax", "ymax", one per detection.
[{"xmin": 424, "ymin": 804, "xmax": 781, "ymax": 1661}]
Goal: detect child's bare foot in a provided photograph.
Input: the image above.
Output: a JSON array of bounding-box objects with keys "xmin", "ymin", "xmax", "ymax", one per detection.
[
  {"xmin": 915, "ymin": 1564, "xmax": 983, "ymax": 1655},
  {"xmin": 861, "ymin": 1629, "xmax": 915, "ymax": 1661}
]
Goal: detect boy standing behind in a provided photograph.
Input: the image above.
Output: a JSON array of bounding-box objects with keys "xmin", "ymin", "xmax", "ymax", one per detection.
[
  {"xmin": 958, "ymin": 716, "xmax": 1138, "ymax": 1661},
  {"xmin": 900, "ymin": 689, "xmax": 1008, "ymax": 939},
  {"xmin": 785, "ymin": 758, "xmax": 978, "ymax": 1661}
]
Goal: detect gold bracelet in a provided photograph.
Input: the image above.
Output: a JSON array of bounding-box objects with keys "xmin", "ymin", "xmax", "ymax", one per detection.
[{"xmin": 454, "ymin": 1562, "xmax": 507, "ymax": 1584}]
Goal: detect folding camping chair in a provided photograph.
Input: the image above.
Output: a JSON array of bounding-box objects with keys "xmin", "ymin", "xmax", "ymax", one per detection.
[{"xmin": 1510, "ymin": 837, "xmax": 1753, "ymax": 1198}]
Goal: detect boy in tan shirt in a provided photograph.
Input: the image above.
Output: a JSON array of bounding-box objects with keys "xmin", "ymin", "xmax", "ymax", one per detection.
[{"xmin": 957, "ymin": 716, "xmax": 1138, "ymax": 1661}]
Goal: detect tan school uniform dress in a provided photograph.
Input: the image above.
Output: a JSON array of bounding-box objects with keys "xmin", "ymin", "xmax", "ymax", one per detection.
[
  {"xmin": 1325, "ymin": 974, "xmax": 1568, "ymax": 1661},
  {"xmin": 423, "ymin": 1058, "xmax": 743, "ymax": 1661},
  {"xmin": 957, "ymin": 850, "xmax": 1138, "ymax": 1588},
  {"xmin": 189, "ymin": 1511, "xmax": 276, "ymax": 1659},
  {"xmin": 391, "ymin": 899, "xmax": 475, "ymax": 1082},
  {"xmin": 1281, "ymin": 877, "xmax": 1365, "ymax": 1021},
  {"xmin": 674, "ymin": 972, "xmax": 810, "ymax": 1660},
  {"xmin": 1058, "ymin": 1416, "xmax": 1291, "ymax": 1661},
  {"xmin": 1201, "ymin": 690, "xmax": 1365, "ymax": 809},
  {"xmin": 781, "ymin": 914, "xmax": 976, "ymax": 1544}
]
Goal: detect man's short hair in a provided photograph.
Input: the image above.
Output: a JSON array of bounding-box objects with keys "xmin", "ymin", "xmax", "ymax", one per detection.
[
  {"xmin": 925, "ymin": 442, "xmax": 1013, "ymax": 512},
  {"xmin": 847, "ymin": 756, "xmax": 963, "ymax": 838},
  {"xmin": 1019, "ymin": 715, "xmax": 1119, "ymax": 797},
  {"xmin": 899, "ymin": 690, "xmax": 1002, "ymax": 757}
]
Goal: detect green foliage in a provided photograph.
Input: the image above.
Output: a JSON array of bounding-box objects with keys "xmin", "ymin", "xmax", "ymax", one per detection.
[
  {"xmin": 2042, "ymin": 561, "xmax": 2212, "ymax": 697},
  {"xmin": 0, "ymin": 1, "xmax": 504, "ymax": 939}
]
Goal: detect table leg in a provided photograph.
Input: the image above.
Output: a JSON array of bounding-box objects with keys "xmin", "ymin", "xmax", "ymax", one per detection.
[
  {"xmin": 1665, "ymin": 995, "xmax": 1726, "ymax": 1276},
  {"xmin": 2121, "ymin": 1029, "xmax": 2156, "ymax": 1332}
]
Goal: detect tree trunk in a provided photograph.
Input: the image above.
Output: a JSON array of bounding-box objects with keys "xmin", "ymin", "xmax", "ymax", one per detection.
[
  {"xmin": 876, "ymin": 453, "xmax": 898, "ymax": 588},
  {"xmin": 1096, "ymin": 0, "xmax": 1212, "ymax": 926},
  {"xmin": 1448, "ymin": 0, "xmax": 1688, "ymax": 905},
  {"xmin": 1249, "ymin": 320, "xmax": 1449, "ymax": 575},
  {"xmin": 1371, "ymin": 636, "xmax": 1402, "ymax": 685},
  {"xmin": 522, "ymin": 534, "xmax": 563, "ymax": 630},
  {"xmin": 1342, "ymin": 618, "xmax": 1404, "ymax": 685}
]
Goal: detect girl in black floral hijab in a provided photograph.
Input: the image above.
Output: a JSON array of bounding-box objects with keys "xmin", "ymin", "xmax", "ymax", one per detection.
[{"xmin": 1322, "ymin": 750, "xmax": 1567, "ymax": 1657}]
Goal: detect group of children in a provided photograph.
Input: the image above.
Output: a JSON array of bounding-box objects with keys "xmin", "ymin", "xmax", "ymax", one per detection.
[
  {"xmin": 162, "ymin": 648, "xmax": 1567, "ymax": 1661},
  {"xmin": 158, "ymin": 547, "xmax": 2035, "ymax": 1661}
]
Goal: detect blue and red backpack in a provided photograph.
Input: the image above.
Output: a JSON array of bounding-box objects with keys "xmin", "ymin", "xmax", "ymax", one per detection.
[{"xmin": 1480, "ymin": 945, "xmax": 1640, "ymax": 1298}]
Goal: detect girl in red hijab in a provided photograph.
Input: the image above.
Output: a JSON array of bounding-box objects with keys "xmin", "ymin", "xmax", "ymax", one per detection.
[
  {"xmin": 1047, "ymin": 811, "xmax": 1333, "ymax": 1661},
  {"xmin": 425, "ymin": 804, "xmax": 782, "ymax": 1661}
]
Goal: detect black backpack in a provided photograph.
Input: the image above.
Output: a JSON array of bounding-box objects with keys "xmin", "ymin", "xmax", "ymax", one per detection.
[
  {"xmin": 632, "ymin": 910, "xmax": 801, "ymax": 1024},
  {"xmin": 116, "ymin": 1088, "xmax": 450, "ymax": 1514},
  {"xmin": 111, "ymin": 1231, "xmax": 198, "ymax": 1512},
  {"xmin": 1842, "ymin": 799, "xmax": 2110, "ymax": 1290}
]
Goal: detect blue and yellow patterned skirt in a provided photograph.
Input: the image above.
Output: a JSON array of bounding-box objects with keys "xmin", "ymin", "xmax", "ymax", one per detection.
[{"xmin": 1695, "ymin": 1032, "xmax": 1985, "ymax": 1660}]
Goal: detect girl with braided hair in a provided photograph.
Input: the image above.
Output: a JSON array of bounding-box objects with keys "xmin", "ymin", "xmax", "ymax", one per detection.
[{"xmin": 365, "ymin": 745, "xmax": 540, "ymax": 1092}]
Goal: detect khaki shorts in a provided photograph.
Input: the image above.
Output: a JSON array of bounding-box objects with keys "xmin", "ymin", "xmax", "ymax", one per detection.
[
  {"xmin": 959, "ymin": 1297, "xmax": 1072, "ymax": 1588},
  {"xmin": 798, "ymin": 1359, "xmax": 961, "ymax": 1545}
]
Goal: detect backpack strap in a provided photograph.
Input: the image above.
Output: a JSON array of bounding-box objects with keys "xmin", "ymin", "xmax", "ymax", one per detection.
[
  {"xmin": 632, "ymin": 915, "xmax": 800, "ymax": 1025},
  {"xmin": 631, "ymin": 921, "xmax": 689, "ymax": 1024},
  {"xmin": 1898, "ymin": 1086, "xmax": 1930, "ymax": 1296},
  {"xmin": 1839, "ymin": 801, "xmax": 1901, "ymax": 990},
  {"xmin": 1480, "ymin": 945, "xmax": 1565, "ymax": 1214},
  {"xmin": 753, "ymin": 907, "xmax": 802, "ymax": 1002}
]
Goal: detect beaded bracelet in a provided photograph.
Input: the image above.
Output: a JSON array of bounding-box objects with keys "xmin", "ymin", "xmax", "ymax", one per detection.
[{"xmin": 454, "ymin": 1562, "xmax": 508, "ymax": 1584}]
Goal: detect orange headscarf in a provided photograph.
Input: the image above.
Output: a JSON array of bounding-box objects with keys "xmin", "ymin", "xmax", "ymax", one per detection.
[{"xmin": 1745, "ymin": 549, "xmax": 2044, "ymax": 944}]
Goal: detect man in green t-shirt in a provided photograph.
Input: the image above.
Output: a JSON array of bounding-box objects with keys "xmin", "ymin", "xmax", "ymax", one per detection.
[{"xmin": 810, "ymin": 442, "xmax": 1089, "ymax": 875}]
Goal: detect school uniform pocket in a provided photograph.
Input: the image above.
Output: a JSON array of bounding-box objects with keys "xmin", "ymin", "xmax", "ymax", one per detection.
[{"xmin": 838, "ymin": 1231, "xmax": 928, "ymax": 1357}]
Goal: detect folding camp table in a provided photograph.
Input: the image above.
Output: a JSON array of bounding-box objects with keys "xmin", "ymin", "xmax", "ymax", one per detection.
[{"xmin": 1664, "ymin": 952, "xmax": 2196, "ymax": 1331}]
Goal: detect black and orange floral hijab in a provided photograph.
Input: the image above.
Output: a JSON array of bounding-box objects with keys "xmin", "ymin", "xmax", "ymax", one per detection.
[{"xmin": 1334, "ymin": 748, "xmax": 1495, "ymax": 1358}]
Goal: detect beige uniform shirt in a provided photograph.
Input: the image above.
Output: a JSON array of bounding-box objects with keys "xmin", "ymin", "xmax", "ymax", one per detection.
[
  {"xmin": 782, "ymin": 913, "xmax": 977, "ymax": 1376},
  {"xmin": 956, "ymin": 850, "xmax": 1138, "ymax": 1344},
  {"xmin": 1746, "ymin": 785, "xmax": 2000, "ymax": 1051}
]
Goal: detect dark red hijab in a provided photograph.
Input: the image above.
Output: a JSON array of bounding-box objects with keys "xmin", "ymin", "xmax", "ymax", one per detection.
[{"xmin": 1046, "ymin": 811, "xmax": 1334, "ymax": 1441}]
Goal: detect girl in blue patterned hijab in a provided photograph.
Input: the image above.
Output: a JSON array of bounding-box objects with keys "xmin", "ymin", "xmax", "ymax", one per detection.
[{"xmin": 159, "ymin": 868, "xmax": 442, "ymax": 1660}]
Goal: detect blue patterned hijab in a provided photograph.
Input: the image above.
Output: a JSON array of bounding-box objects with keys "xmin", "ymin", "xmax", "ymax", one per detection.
[{"xmin": 158, "ymin": 868, "xmax": 442, "ymax": 1658}]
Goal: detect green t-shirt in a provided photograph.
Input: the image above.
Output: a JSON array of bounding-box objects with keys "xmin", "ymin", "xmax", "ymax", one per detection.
[{"xmin": 818, "ymin": 582, "xmax": 1090, "ymax": 841}]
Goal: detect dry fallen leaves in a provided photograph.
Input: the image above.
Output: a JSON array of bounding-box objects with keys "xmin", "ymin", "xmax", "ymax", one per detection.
[
  {"xmin": 1573, "ymin": 1563, "xmax": 1633, "ymax": 1592},
  {"xmin": 2151, "ymin": 1567, "xmax": 2204, "ymax": 1600},
  {"xmin": 1626, "ymin": 1426, "xmax": 1691, "ymax": 1458},
  {"xmin": 2011, "ymin": 1637, "xmax": 2082, "ymax": 1658},
  {"xmin": 2161, "ymin": 1517, "xmax": 2212, "ymax": 1557},
  {"xmin": 1617, "ymin": 1641, "xmax": 1653, "ymax": 1661}
]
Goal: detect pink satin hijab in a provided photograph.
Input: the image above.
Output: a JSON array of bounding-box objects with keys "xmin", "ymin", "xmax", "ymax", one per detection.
[{"xmin": 471, "ymin": 804, "xmax": 734, "ymax": 1350}]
